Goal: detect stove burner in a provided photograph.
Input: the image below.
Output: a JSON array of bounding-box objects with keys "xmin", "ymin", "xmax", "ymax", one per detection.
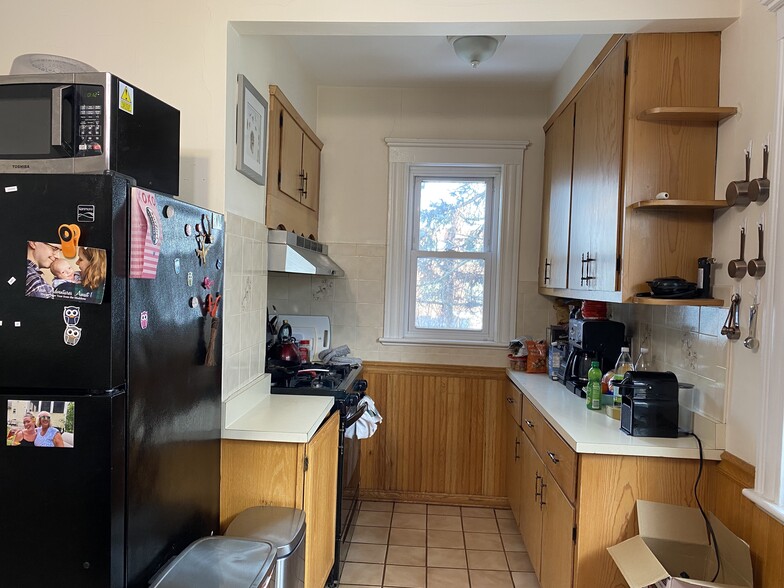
[{"xmin": 289, "ymin": 371, "xmax": 342, "ymax": 390}]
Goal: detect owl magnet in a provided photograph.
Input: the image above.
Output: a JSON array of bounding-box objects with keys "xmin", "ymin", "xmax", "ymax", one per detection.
[
  {"xmin": 63, "ymin": 306, "xmax": 80, "ymax": 326},
  {"xmin": 64, "ymin": 326, "xmax": 82, "ymax": 346}
]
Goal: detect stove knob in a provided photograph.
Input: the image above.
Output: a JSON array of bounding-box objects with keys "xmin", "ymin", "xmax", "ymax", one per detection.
[{"xmin": 354, "ymin": 379, "xmax": 368, "ymax": 392}]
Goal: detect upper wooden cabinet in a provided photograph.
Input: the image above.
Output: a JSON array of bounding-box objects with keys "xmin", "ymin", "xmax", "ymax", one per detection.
[
  {"xmin": 267, "ymin": 85, "xmax": 323, "ymax": 239},
  {"xmin": 539, "ymin": 33, "xmax": 731, "ymax": 304}
]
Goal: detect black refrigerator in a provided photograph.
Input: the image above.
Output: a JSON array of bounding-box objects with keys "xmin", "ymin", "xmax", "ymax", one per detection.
[{"xmin": 0, "ymin": 173, "xmax": 224, "ymax": 588}]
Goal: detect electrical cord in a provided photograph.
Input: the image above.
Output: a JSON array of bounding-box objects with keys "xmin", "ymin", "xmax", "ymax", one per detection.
[{"xmin": 691, "ymin": 432, "xmax": 721, "ymax": 582}]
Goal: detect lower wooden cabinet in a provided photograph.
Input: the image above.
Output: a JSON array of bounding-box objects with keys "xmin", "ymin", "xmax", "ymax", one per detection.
[
  {"xmin": 539, "ymin": 470, "xmax": 575, "ymax": 588},
  {"xmin": 506, "ymin": 413, "xmax": 523, "ymax": 525},
  {"xmin": 520, "ymin": 434, "xmax": 544, "ymax": 577},
  {"xmin": 220, "ymin": 412, "xmax": 339, "ymax": 588}
]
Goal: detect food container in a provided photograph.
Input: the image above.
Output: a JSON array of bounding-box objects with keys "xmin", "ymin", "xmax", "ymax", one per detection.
[{"xmin": 508, "ymin": 354, "xmax": 527, "ymax": 371}]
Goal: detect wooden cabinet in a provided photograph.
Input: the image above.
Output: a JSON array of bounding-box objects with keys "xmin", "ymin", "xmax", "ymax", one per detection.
[
  {"xmin": 568, "ymin": 41, "xmax": 625, "ymax": 292},
  {"xmin": 220, "ymin": 413, "xmax": 339, "ymax": 588},
  {"xmin": 539, "ymin": 33, "xmax": 731, "ymax": 304},
  {"xmin": 539, "ymin": 102, "xmax": 575, "ymax": 289},
  {"xmin": 517, "ymin": 398, "xmax": 577, "ymax": 588},
  {"xmin": 267, "ymin": 85, "xmax": 323, "ymax": 239},
  {"xmin": 506, "ymin": 413, "xmax": 523, "ymax": 525},
  {"xmin": 510, "ymin": 387, "xmax": 705, "ymax": 588}
]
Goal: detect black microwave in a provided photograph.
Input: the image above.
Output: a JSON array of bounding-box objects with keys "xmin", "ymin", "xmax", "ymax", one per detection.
[{"xmin": 0, "ymin": 72, "xmax": 180, "ymax": 195}]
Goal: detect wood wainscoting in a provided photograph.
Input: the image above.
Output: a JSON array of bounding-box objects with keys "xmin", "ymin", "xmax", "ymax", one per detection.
[
  {"xmin": 359, "ymin": 362, "xmax": 509, "ymax": 507},
  {"xmin": 706, "ymin": 452, "xmax": 784, "ymax": 587}
]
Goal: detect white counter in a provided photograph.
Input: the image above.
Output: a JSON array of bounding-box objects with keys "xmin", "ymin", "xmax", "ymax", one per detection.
[
  {"xmin": 222, "ymin": 375, "xmax": 333, "ymax": 443},
  {"xmin": 507, "ymin": 370, "xmax": 722, "ymax": 461}
]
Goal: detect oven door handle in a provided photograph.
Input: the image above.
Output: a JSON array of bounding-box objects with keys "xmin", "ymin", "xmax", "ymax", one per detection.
[{"xmin": 345, "ymin": 403, "xmax": 368, "ymax": 428}]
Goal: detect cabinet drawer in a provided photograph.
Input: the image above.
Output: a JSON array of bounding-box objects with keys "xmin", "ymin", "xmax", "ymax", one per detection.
[
  {"xmin": 521, "ymin": 396, "xmax": 545, "ymax": 454},
  {"xmin": 542, "ymin": 423, "xmax": 577, "ymax": 504},
  {"xmin": 504, "ymin": 382, "xmax": 523, "ymax": 427}
]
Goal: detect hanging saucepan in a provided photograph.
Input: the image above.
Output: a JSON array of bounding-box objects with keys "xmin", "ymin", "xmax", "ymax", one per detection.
[
  {"xmin": 749, "ymin": 146, "xmax": 770, "ymax": 203},
  {"xmin": 726, "ymin": 150, "xmax": 752, "ymax": 207},
  {"xmin": 728, "ymin": 227, "xmax": 747, "ymax": 279}
]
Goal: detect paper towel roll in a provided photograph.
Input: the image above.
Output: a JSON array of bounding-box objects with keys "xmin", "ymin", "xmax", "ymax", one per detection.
[{"xmin": 655, "ymin": 192, "xmax": 670, "ymax": 200}]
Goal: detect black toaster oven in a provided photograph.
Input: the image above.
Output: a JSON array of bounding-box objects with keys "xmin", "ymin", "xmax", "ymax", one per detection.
[{"xmin": 616, "ymin": 371, "xmax": 690, "ymax": 438}]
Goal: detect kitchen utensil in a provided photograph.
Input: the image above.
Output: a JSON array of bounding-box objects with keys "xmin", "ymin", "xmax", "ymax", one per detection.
[
  {"xmin": 728, "ymin": 227, "xmax": 747, "ymax": 279},
  {"xmin": 748, "ymin": 223, "xmax": 766, "ymax": 278},
  {"xmin": 749, "ymin": 145, "xmax": 770, "ymax": 202},
  {"xmin": 646, "ymin": 277, "xmax": 698, "ymax": 297},
  {"xmin": 722, "ymin": 293, "xmax": 741, "ymax": 340},
  {"xmin": 267, "ymin": 320, "xmax": 301, "ymax": 364},
  {"xmin": 726, "ymin": 150, "xmax": 752, "ymax": 206},
  {"xmin": 744, "ymin": 302, "xmax": 759, "ymax": 350}
]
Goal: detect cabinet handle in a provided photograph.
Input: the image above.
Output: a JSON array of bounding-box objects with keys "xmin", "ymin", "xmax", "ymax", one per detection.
[
  {"xmin": 539, "ymin": 478, "xmax": 547, "ymax": 509},
  {"xmin": 544, "ymin": 258, "xmax": 551, "ymax": 284},
  {"xmin": 524, "ymin": 419, "xmax": 534, "ymax": 428},
  {"xmin": 298, "ymin": 171, "xmax": 306, "ymax": 194},
  {"xmin": 302, "ymin": 172, "xmax": 308, "ymax": 198},
  {"xmin": 534, "ymin": 472, "xmax": 542, "ymax": 502},
  {"xmin": 547, "ymin": 451, "xmax": 559, "ymax": 464},
  {"xmin": 506, "ymin": 397, "xmax": 514, "ymax": 404},
  {"xmin": 584, "ymin": 251, "xmax": 596, "ymax": 283},
  {"xmin": 580, "ymin": 252, "xmax": 587, "ymax": 285},
  {"xmin": 514, "ymin": 438, "xmax": 520, "ymax": 461}
]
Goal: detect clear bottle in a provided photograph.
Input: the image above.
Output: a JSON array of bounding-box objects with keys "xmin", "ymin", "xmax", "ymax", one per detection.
[
  {"xmin": 610, "ymin": 346, "xmax": 634, "ymax": 407},
  {"xmin": 635, "ymin": 347, "xmax": 650, "ymax": 371},
  {"xmin": 586, "ymin": 360, "xmax": 602, "ymax": 410}
]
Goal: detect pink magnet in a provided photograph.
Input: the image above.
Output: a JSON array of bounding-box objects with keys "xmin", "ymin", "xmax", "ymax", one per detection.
[
  {"xmin": 202, "ymin": 277, "xmax": 214, "ymax": 290},
  {"xmin": 140, "ymin": 311, "xmax": 149, "ymax": 329},
  {"xmin": 184, "ymin": 224, "xmax": 192, "ymax": 236}
]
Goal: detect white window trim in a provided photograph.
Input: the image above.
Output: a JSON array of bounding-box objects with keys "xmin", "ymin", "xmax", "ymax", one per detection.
[
  {"xmin": 381, "ymin": 138, "xmax": 529, "ymax": 348},
  {"xmin": 744, "ymin": 0, "xmax": 784, "ymax": 525}
]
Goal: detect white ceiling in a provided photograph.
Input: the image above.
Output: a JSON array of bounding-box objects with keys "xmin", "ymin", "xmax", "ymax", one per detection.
[{"xmin": 277, "ymin": 35, "xmax": 583, "ymax": 88}]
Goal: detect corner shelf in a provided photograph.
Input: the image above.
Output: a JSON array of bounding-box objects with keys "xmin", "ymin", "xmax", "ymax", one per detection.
[
  {"xmin": 632, "ymin": 296, "xmax": 725, "ymax": 307},
  {"xmin": 637, "ymin": 106, "xmax": 738, "ymax": 122},
  {"xmin": 628, "ymin": 199, "xmax": 729, "ymax": 211}
]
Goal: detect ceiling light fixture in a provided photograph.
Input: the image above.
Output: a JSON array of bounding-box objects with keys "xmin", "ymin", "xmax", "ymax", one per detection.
[{"xmin": 447, "ymin": 35, "xmax": 506, "ymax": 69}]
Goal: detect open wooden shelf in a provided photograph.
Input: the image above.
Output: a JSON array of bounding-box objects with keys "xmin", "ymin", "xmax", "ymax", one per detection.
[
  {"xmin": 628, "ymin": 199, "xmax": 729, "ymax": 211},
  {"xmin": 632, "ymin": 295, "xmax": 725, "ymax": 307},
  {"xmin": 637, "ymin": 106, "xmax": 738, "ymax": 122}
]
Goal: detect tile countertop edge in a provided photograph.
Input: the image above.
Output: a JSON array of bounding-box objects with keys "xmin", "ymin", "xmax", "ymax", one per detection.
[
  {"xmin": 222, "ymin": 375, "xmax": 334, "ymax": 443},
  {"xmin": 506, "ymin": 370, "xmax": 722, "ymax": 461}
]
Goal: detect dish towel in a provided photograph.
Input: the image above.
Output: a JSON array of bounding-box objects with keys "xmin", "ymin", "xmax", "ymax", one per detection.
[
  {"xmin": 346, "ymin": 396, "xmax": 382, "ymax": 439},
  {"xmin": 318, "ymin": 345, "xmax": 362, "ymax": 366}
]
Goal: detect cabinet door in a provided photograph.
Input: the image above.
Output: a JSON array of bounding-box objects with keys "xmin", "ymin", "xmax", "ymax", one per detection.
[
  {"xmin": 568, "ymin": 41, "xmax": 626, "ymax": 292},
  {"xmin": 279, "ymin": 108, "xmax": 305, "ymax": 203},
  {"xmin": 300, "ymin": 134, "xmax": 320, "ymax": 215},
  {"xmin": 506, "ymin": 415, "xmax": 523, "ymax": 526},
  {"xmin": 520, "ymin": 434, "xmax": 544, "ymax": 578},
  {"xmin": 540, "ymin": 471, "xmax": 575, "ymax": 588},
  {"xmin": 541, "ymin": 102, "xmax": 575, "ymax": 290},
  {"xmin": 303, "ymin": 413, "xmax": 339, "ymax": 588}
]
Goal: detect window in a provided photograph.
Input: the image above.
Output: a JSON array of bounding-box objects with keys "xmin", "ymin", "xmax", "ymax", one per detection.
[{"xmin": 382, "ymin": 139, "xmax": 528, "ymax": 346}]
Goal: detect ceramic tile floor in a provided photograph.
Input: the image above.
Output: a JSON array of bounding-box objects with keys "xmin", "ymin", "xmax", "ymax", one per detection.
[{"xmin": 338, "ymin": 501, "xmax": 539, "ymax": 588}]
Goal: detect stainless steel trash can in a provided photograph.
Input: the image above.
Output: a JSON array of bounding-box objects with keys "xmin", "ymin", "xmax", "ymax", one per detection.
[
  {"xmin": 225, "ymin": 506, "xmax": 306, "ymax": 588},
  {"xmin": 148, "ymin": 537, "xmax": 276, "ymax": 588}
]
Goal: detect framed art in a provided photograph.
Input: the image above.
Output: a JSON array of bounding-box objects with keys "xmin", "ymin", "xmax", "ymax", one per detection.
[{"xmin": 236, "ymin": 74, "xmax": 267, "ymax": 185}]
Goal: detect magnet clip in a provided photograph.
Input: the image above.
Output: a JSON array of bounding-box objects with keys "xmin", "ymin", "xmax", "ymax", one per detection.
[{"xmin": 58, "ymin": 224, "xmax": 81, "ymax": 259}]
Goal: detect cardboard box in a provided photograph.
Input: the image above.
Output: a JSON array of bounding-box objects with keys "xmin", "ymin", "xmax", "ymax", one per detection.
[{"xmin": 607, "ymin": 500, "xmax": 753, "ymax": 588}]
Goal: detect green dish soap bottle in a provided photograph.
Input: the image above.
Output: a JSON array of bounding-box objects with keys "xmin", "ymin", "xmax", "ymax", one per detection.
[{"xmin": 586, "ymin": 360, "xmax": 602, "ymax": 410}]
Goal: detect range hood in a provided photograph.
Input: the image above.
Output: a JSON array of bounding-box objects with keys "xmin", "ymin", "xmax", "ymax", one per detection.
[{"xmin": 267, "ymin": 230, "xmax": 344, "ymax": 276}]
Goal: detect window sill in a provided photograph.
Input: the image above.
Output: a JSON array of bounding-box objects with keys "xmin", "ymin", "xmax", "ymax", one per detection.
[
  {"xmin": 742, "ymin": 488, "xmax": 784, "ymax": 526},
  {"xmin": 379, "ymin": 337, "xmax": 508, "ymax": 349}
]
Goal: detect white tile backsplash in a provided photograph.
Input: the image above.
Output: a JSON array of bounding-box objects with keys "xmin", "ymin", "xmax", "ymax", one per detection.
[
  {"xmin": 614, "ymin": 302, "xmax": 729, "ymax": 426},
  {"xmin": 222, "ymin": 215, "xmax": 267, "ymax": 400}
]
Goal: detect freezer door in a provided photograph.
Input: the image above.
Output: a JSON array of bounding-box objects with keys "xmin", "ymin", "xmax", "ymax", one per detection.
[
  {"xmin": 0, "ymin": 390, "xmax": 126, "ymax": 588},
  {"xmin": 125, "ymin": 194, "xmax": 224, "ymax": 587},
  {"xmin": 0, "ymin": 173, "xmax": 127, "ymax": 391}
]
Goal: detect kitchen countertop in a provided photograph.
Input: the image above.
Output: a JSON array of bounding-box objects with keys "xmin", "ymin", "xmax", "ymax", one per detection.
[
  {"xmin": 507, "ymin": 370, "xmax": 722, "ymax": 460},
  {"xmin": 222, "ymin": 375, "xmax": 333, "ymax": 443}
]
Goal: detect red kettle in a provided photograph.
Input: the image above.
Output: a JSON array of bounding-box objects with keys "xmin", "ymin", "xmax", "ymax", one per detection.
[{"xmin": 268, "ymin": 320, "xmax": 301, "ymax": 364}]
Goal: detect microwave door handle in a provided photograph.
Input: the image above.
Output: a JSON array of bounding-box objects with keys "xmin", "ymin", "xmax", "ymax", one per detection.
[{"xmin": 51, "ymin": 85, "xmax": 74, "ymax": 153}]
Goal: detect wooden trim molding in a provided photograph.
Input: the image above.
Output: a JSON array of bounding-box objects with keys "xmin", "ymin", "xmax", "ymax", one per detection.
[
  {"xmin": 359, "ymin": 489, "xmax": 509, "ymax": 509},
  {"xmin": 543, "ymin": 34, "xmax": 626, "ymax": 132},
  {"xmin": 363, "ymin": 361, "xmax": 506, "ymax": 379},
  {"xmin": 717, "ymin": 451, "xmax": 756, "ymax": 489}
]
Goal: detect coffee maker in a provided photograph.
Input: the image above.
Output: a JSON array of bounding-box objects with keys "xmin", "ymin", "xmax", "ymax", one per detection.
[{"xmin": 563, "ymin": 318, "xmax": 625, "ymax": 397}]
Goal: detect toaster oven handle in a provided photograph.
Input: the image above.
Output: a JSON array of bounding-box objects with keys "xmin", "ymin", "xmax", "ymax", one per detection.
[
  {"xmin": 51, "ymin": 85, "xmax": 74, "ymax": 153},
  {"xmin": 677, "ymin": 383, "xmax": 695, "ymax": 389}
]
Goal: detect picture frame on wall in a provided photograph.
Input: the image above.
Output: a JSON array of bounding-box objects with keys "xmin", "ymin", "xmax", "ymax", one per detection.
[{"xmin": 236, "ymin": 74, "xmax": 267, "ymax": 185}]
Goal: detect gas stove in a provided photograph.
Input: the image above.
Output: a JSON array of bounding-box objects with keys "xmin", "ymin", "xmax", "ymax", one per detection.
[{"xmin": 270, "ymin": 362, "xmax": 365, "ymax": 401}]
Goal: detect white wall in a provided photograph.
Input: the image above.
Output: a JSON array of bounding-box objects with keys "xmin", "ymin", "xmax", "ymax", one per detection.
[{"xmin": 714, "ymin": 0, "xmax": 778, "ymax": 465}]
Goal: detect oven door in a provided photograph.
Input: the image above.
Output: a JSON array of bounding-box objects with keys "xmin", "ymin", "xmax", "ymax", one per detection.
[{"xmin": 340, "ymin": 402, "xmax": 366, "ymax": 539}]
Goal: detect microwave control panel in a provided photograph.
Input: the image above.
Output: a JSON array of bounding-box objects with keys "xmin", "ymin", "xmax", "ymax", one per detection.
[{"xmin": 76, "ymin": 85, "xmax": 103, "ymax": 157}]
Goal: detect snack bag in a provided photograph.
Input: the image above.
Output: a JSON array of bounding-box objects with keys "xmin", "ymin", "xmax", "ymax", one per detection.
[{"xmin": 525, "ymin": 340, "xmax": 548, "ymax": 373}]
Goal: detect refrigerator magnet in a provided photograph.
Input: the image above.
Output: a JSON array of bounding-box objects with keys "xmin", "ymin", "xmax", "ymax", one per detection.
[
  {"xmin": 202, "ymin": 276, "xmax": 213, "ymax": 290},
  {"xmin": 216, "ymin": 259, "xmax": 222, "ymax": 270},
  {"xmin": 129, "ymin": 188, "xmax": 163, "ymax": 279},
  {"xmin": 187, "ymin": 272, "xmax": 193, "ymax": 287},
  {"xmin": 64, "ymin": 326, "xmax": 82, "ymax": 346},
  {"xmin": 184, "ymin": 224, "xmax": 192, "ymax": 236},
  {"xmin": 7, "ymin": 277, "xmax": 16, "ymax": 285},
  {"xmin": 189, "ymin": 296, "xmax": 199, "ymax": 308},
  {"xmin": 140, "ymin": 311, "xmax": 148, "ymax": 329},
  {"xmin": 63, "ymin": 306, "xmax": 80, "ymax": 326},
  {"xmin": 163, "ymin": 205, "xmax": 175, "ymax": 218},
  {"xmin": 174, "ymin": 258, "xmax": 181, "ymax": 274}
]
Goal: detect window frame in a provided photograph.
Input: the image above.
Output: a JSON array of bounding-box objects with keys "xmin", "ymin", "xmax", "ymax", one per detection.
[
  {"xmin": 381, "ymin": 138, "xmax": 529, "ymax": 348},
  {"xmin": 405, "ymin": 167, "xmax": 500, "ymax": 342}
]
